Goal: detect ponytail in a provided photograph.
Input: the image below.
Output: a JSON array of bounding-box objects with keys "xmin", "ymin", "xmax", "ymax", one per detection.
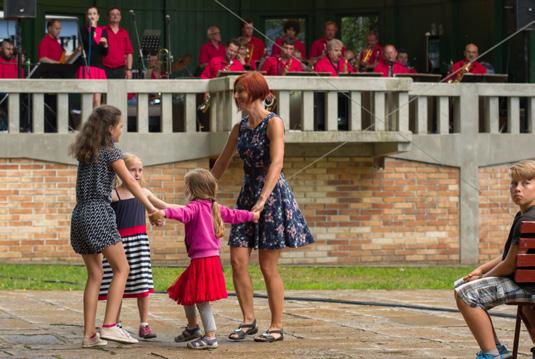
[{"xmin": 212, "ymin": 201, "xmax": 225, "ymax": 238}]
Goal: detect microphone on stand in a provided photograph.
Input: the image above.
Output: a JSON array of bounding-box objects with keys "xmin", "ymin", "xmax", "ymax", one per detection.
[
  {"xmin": 165, "ymin": 14, "xmax": 173, "ymax": 76},
  {"xmin": 129, "ymin": 9, "xmax": 146, "ymax": 73}
]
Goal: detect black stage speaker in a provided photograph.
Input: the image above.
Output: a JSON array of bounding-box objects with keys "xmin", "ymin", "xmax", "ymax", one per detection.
[
  {"xmin": 4, "ymin": 0, "xmax": 36, "ymax": 19},
  {"xmin": 515, "ymin": 0, "xmax": 535, "ymax": 30}
]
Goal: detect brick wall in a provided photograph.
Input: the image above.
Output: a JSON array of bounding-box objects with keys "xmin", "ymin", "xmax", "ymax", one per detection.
[{"xmin": 0, "ymin": 157, "xmax": 516, "ymax": 265}]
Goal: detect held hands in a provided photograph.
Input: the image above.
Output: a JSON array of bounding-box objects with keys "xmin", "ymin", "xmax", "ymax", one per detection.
[
  {"xmin": 148, "ymin": 210, "xmax": 165, "ymax": 227},
  {"xmin": 252, "ymin": 210, "xmax": 261, "ymax": 223},
  {"xmin": 251, "ymin": 196, "xmax": 266, "ymax": 213}
]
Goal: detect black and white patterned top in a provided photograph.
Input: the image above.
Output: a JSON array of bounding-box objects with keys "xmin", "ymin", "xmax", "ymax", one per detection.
[{"xmin": 70, "ymin": 145, "xmax": 123, "ymax": 254}]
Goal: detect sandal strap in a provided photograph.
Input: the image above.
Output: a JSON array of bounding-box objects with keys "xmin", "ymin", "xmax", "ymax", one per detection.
[
  {"xmin": 265, "ymin": 329, "xmax": 283, "ymax": 334},
  {"xmin": 238, "ymin": 320, "xmax": 256, "ymax": 329}
]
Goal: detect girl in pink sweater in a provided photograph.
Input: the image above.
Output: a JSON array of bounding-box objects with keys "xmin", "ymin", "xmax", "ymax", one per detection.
[{"xmin": 159, "ymin": 168, "xmax": 259, "ymax": 350}]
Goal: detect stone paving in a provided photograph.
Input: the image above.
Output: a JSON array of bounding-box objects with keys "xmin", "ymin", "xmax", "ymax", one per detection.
[{"xmin": 0, "ymin": 290, "xmax": 533, "ymax": 358}]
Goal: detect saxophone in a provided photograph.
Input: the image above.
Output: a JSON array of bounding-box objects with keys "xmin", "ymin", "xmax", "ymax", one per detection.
[
  {"xmin": 280, "ymin": 57, "xmax": 292, "ymax": 76},
  {"xmin": 362, "ymin": 48, "xmax": 373, "ymax": 64},
  {"xmin": 342, "ymin": 58, "xmax": 349, "ymax": 74},
  {"xmin": 198, "ymin": 60, "xmax": 234, "ymax": 113},
  {"xmin": 245, "ymin": 42, "xmax": 254, "ymax": 65}
]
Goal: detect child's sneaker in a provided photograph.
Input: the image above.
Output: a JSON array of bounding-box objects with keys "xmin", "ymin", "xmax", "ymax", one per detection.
[
  {"xmin": 497, "ymin": 343, "xmax": 511, "ymax": 359},
  {"xmin": 100, "ymin": 325, "xmax": 139, "ymax": 344},
  {"xmin": 475, "ymin": 351, "xmax": 502, "ymax": 359},
  {"xmin": 187, "ymin": 336, "xmax": 218, "ymax": 350},
  {"xmin": 139, "ymin": 324, "xmax": 157, "ymax": 339},
  {"xmin": 82, "ymin": 333, "xmax": 107, "ymax": 348},
  {"xmin": 174, "ymin": 326, "xmax": 202, "ymax": 342}
]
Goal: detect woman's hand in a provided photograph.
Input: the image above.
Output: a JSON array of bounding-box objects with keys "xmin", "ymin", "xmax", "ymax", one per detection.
[{"xmin": 251, "ymin": 197, "xmax": 266, "ymax": 213}]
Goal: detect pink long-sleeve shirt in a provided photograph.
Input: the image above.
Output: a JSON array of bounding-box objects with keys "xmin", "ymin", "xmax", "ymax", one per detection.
[{"xmin": 164, "ymin": 200, "xmax": 254, "ymax": 259}]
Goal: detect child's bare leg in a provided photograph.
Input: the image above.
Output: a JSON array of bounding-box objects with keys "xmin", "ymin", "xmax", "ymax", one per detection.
[
  {"xmin": 81, "ymin": 253, "xmax": 103, "ymax": 338},
  {"xmin": 102, "ymin": 242, "xmax": 129, "ymax": 326},
  {"xmin": 137, "ymin": 296, "xmax": 149, "ymax": 324},
  {"xmin": 196, "ymin": 302, "xmax": 216, "ymax": 338},
  {"xmin": 93, "ymin": 93, "xmax": 101, "ymax": 108},
  {"xmin": 183, "ymin": 305, "xmax": 199, "ymax": 328},
  {"xmin": 455, "ymin": 292, "xmax": 497, "ymax": 351}
]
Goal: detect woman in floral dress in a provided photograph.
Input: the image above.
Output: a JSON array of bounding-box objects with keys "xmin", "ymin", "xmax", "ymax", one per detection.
[{"xmin": 211, "ymin": 71, "xmax": 314, "ymax": 343}]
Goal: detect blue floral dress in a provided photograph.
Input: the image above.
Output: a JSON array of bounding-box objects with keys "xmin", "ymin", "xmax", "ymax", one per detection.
[{"xmin": 229, "ymin": 112, "xmax": 314, "ymax": 249}]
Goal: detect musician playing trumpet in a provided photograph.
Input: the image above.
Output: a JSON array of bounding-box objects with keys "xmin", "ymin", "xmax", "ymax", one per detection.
[
  {"xmin": 358, "ymin": 31, "xmax": 382, "ymax": 72},
  {"xmin": 313, "ymin": 39, "xmax": 354, "ymax": 76},
  {"xmin": 449, "ymin": 43, "xmax": 487, "ymax": 81},
  {"xmin": 260, "ymin": 38, "xmax": 303, "ymax": 76},
  {"xmin": 200, "ymin": 39, "xmax": 244, "ymax": 79}
]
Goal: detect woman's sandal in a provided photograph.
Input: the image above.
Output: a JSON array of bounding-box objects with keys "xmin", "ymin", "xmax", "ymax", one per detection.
[
  {"xmin": 254, "ymin": 329, "xmax": 284, "ymax": 343},
  {"xmin": 228, "ymin": 319, "xmax": 258, "ymax": 341}
]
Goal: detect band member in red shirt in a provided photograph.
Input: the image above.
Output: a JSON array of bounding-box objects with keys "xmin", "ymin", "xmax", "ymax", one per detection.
[
  {"xmin": 448, "ymin": 43, "xmax": 487, "ymax": 81},
  {"xmin": 0, "ymin": 40, "xmax": 22, "ymax": 79},
  {"xmin": 200, "ymin": 39, "xmax": 244, "ymax": 79},
  {"xmin": 199, "ymin": 25, "xmax": 226, "ymax": 71},
  {"xmin": 358, "ymin": 31, "xmax": 382, "ymax": 72},
  {"xmin": 261, "ymin": 38, "xmax": 303, "ymax": 75},
  {"xmin": 313, "ymin": 39, "xmax": 353, "ymax": 76},
  {"xmin": 310, "ymin": 21, "xmax": 341, "ymax": 62},
  {"xmin": 38, "ymin": 20, "xmax": 79, "ymax": 64},
  {"xmin": 271, "ymin": 19, "xmax": 307, "ymax": 60},
  {"xmin": 102, "ymin": 7, "xmax": 133, "ymax": 79},
  {"xmin": 239, "ymin": 19, "xmax": 265, "ymax": 69},
  {"xmin": 374, "ymin": 44, "xmax": 410, "ymax": 77},
  {"xmin": 397, "ymin": 49, "xmax": 416, "ymax": 73},
  {"xmin": 237, "ymin": 37, "xmax": 257, "ymax": 70}
]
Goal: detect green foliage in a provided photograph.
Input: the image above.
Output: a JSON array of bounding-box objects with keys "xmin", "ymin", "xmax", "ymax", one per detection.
[
  {"xmin": 341, "ymin": 15, "xmax": 379, "ymax": 52},
  {"xmin": 0, "ymin": 264, "xmax": 471, "ymax": 291}
]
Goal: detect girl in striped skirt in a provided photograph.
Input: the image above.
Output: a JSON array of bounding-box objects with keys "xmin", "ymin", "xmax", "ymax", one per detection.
[{"xmin": 99, "ymin": 153, "xmax": 179, "ymax": 339}]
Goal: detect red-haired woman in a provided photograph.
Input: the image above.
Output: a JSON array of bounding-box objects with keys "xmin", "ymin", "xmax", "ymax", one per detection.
[
  {"xmin": 78, "ymin": 6, "xmax": 108, "ymax": 107},
  {"xmin": 211, "ymin": 71, "xmax": 314, "ymax": 342}
]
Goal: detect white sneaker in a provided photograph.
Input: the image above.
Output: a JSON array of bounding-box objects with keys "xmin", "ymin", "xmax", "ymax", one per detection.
[
  {"xmin": 82, "ymin": 332, "xmax": 107, "ymax": 348},
  {"xmin": 100, "ymin": 325, "xmax": 139, "ymax": 344}
]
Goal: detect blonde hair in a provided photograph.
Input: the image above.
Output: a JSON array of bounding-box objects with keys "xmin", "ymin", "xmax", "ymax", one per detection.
[
  {"xmin": 184, "ymin": 168, "xmax": 225, "ymax": 238},
  {"xmin": 115, "ymin": 152, "xmax": 146, "ymax": 187},
  {"xmin": 510, "ymin": 160, "xmax": 535, "ymax": 181}
]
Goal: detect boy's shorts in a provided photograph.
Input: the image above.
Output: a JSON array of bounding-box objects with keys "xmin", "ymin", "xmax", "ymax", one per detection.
[{"xmin": 455, "ymin": 276, "xmax": 534, "ymax": 310}]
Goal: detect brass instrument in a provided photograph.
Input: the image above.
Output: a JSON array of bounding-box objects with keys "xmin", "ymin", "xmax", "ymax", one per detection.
[
  {"xmin": 198, "ymin": 60, "xmax": 234, "ymax": 113},
  {"xmin": 362, "ymin": 48, "xmax": 373, "ymax": 64},
  {"xmin": 280, "ymin": 57, "xmax": 292, "ymax": 76},
  {"xmin": 448, "ymin": 61, "xmax": 471, "ymax": 83},
  {"xmin": 342, "ymin": 58, "xmax": 349, "ymax": 74},
  {"xmin": 245, "ymin": 42, "xmax": 254, "ymax": 65},
  {"xmin": 158, "ymin": 48, "xmax": 173, "ymax": 77}
]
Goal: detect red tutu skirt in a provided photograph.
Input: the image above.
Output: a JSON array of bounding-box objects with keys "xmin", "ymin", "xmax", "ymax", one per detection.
[
  {"xmin": 77, "ymin": 66, "xmax": 107, "ymax": 79},
  {"xmin": 167, "ymin": 256, "xmax": 227, "ymax": 306}
]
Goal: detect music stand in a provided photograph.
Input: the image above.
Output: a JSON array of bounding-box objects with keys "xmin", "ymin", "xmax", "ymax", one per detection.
[
  {"xmin": 141, "ymin": 29, "xmax": 161, "ymax": 56},
  {"xmin": 340, "ymin": 72, "xmax": 382, "ymax": 77},
  {"xmin": 30, "ymin": 63, "xmax": 77, "ymax": 79},
  {"xmin": 461, "ymin": 73, "xmax": 508, "ymax": 83},
  {"xmin": 285, "ymin": 71, "xmax": 320, "ymax": 76},
  {"xmin": 395, "ymin": 73, "xmax": 442, "ymax": 82},
  {"xmin": 217, "ymin": 71, "xmax": 247, "ymax": 77}
]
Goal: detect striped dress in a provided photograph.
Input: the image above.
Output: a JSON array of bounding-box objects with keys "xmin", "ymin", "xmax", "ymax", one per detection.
[{"xmin": 98, "ymin": 189, "xmax": 154, "ymax": 300}]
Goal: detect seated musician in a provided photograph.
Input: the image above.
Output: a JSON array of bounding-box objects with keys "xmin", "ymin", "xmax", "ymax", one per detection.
[
  {"xmin": 200, "ymin": 38, "xmax": 244, "ymax": 79},
  {"xmin": 38, "ymin": 19, "xmax": 79, "ymax": 64},
  {"xmin": 313, "ymin": 39, "xmax": 354, "ymax": 76},
  {"xmin": 145, "ymin": 54, "xmax": 166, "ymax": 79},
  {"xmin": 238, "ymin": 19, "xmax": 265, "ymax": 69},
  {"xmin": 271, "ymin": 19, "xmax": 307, "ymax": 60},
  {"xmin": 358, "ymin": 31, "xmax": 382, "ymax": 72},
  {"xmin": 260, "ymin": 38, "xmax": 303, "ymax": 75},
  {"xmin": 0, "ymin": 40, "xmax": 23, "ymax": 131},
  {"xmin": 237, "ymin": 36, "xmax": 256, "ymax": 70},
  {"xmin": 198, "ymin": 25, "xmax": 226, "ymax": 71},
  {"xmin": 397, "ymin": 49, "xmax": 416, "ymax": 73},
  {"xmin": 374, "ymin": 44, "xmax": 410, "ymax": 77},
  {"xmin": 449, "ymin": 43, "xmax": 487, "ymax": 80}
]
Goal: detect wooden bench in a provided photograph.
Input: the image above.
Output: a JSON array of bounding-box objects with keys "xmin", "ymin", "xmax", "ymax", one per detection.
[{"xmin": 508, "ymin": 221, "xmax": 535, "ymax": 359}]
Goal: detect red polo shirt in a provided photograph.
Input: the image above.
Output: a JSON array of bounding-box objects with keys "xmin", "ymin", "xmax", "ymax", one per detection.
[
  {"xmin": 0, "ymin": 57, "xmax": 22, "ymax": 78},
  {"xmin": 38, "ymin": 34, "xmax": 64, "ymax": 62},
  {"xmin": 452, "ymin": 59, "xmax": 487, "ymax": 74},
  {"xmin": 200, "ymin": 56, "xmax": 245, "ymax": 79},
  {"xmin": 199, "ymin": 42, "xmax": 226, "ymax": 66},
  {"xmin": 373, "ymin": 61, "xmax": 411, "ymax": 77},
  {"xmin": 313, "ymin": 56, "xmax": 353, "ymax": 76},
  {"xmin": 271, "ymin": 37, "xmax": 307, "ymax": 59},
  {"xmin": 102, "ymin": 25, "xmax": 133, "ymax": 69},
  {"xmin": 261, "ymin": 56, "xmax": 303, "ymax": 75},
  {"xmin": 309, "ymin": 37, "xmax": 346, "ymax": 59}
]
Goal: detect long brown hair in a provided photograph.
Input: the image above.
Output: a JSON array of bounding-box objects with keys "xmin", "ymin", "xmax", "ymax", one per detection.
[
  {"xmin": 69, "ymin": 105, "xmax": 122, "ymax": 163},
  {"xmin": 184, "ymin": 168, "xmax": 225, "ymax": 238}
]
